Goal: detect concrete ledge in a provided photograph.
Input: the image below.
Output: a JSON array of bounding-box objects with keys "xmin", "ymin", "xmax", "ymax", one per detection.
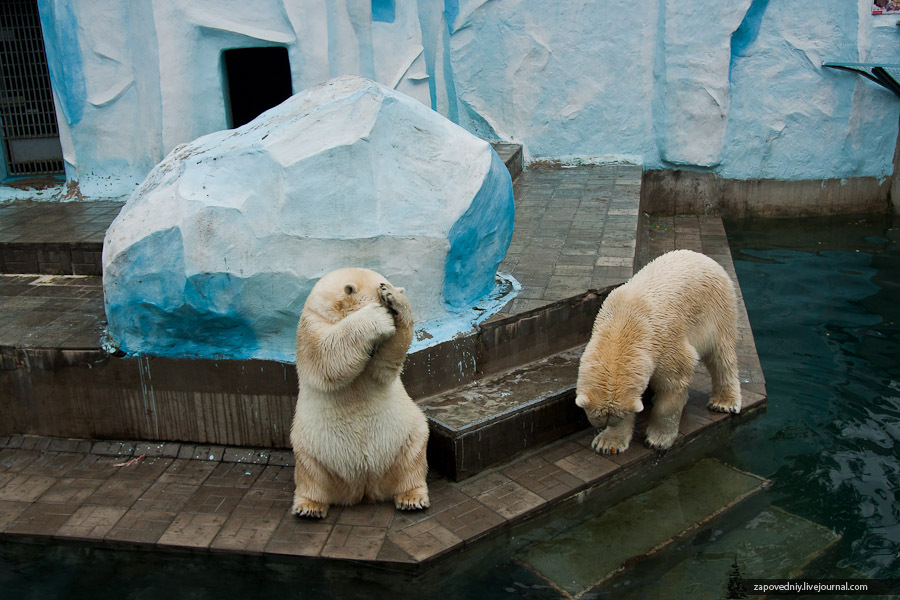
[
  {"xmin": 490, "ymin": 143, "xmax": 523, "ymax": 182},
  {"xmin": 422, "ymin": 346, "xmax": 588, "ymax": 481},
  {"xmin": 0, "ymin": 290, "xmax": 610, "ymax": 467},
  {"xmin": 405, "ymin": 290, "xmax": 609, "ymax": 399},
  {"xmin": 0, "ymin": 242, "xmax": 103, "ymax": 276},
  {"xmin": 641, "ymin": 169, "xmax": 891, "ymax": 218}
]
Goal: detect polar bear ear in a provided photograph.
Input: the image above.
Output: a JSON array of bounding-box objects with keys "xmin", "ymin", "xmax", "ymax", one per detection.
[
  {"xmin": 575, "ymin": 394, "xmax": 589, "ymax": 408},
  {"xmin": 396, "ymin": 287, "xmax": 405, "ymax": 294},
  {"xmin": 343, "ymin": 283, "xmax": 357, "ymax": 295},
  {"xmin": 633, "ymin": 397, "xmax": 644, "ymax": 413}
]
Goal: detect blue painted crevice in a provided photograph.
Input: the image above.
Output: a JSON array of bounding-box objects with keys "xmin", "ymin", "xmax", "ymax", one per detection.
[
  {"xmin": 349, "ymin": 1, "xmax": 376, "ymax": 80},
  {"xmin": 104, "ymin": 220, "xmax": 312, "ymax": 359},
  {"xmin": 37, "ymin": 0, "xmax": 85, "ymax": 124},
  {"xmin": 443, "ymin": 148, "xmax": 514, "ymax": 311},
  {"xmin": 105, "ymin": 228, "xmax": 260, "ymax": 359},
  {"xmin": 729, "ymin": 0, "xmax": 769, "ymax": 78},
  {"xmin": 325, "ymin": 2, "xmax": 342, "ymax": 78},
  {"xmin": 441, "ymin": 11, "xmax": 459, "ymax": 123},
  {"xmin": 444, "ymin": 0, "xmax": 459, "ymax": 30},
  {"xmin": 111, "ymin": 302, "xmax": 261, "ymax": 359},
  {"xmin": 372, "ymin": 0, "xmax": 395, "ymax": 23}
]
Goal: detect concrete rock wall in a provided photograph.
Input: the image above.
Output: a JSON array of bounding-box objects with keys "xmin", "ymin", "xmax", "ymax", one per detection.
[{"xmin": 36, "ymin": 0, "xmax": 900, "ymax": 197}]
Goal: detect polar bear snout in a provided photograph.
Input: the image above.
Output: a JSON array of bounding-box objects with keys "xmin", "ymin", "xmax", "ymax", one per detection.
[
  {"xmin": 577, "ymin": 392, "xmax": 641, "ymax": 428},
  {"xmin": 592, "ymin": 410, "xmax": 622, "ymax": 429},
  {"xmin": 583, "ymin": 405, "xmax": 623, "ymax": 429}
]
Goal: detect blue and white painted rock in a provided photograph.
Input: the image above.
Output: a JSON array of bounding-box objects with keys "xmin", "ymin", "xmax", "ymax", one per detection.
[{"xmin": 102, "ymin": 75, "xmax": 514, "ymax": 361}]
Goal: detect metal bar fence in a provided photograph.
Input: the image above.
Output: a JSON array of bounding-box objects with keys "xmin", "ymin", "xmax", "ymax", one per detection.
[{"xmin": 0, "ymin": 0, "xmax": 64, "ymax": 176}]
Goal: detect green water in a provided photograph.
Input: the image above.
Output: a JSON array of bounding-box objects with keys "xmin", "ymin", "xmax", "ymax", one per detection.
[
  {"xmin": 2, "ymin": 215, "xmax": 898, "ymax": 597},
  {"xmin": 723, "ymin": 215, "xmax": 900, "ymax": 579}
]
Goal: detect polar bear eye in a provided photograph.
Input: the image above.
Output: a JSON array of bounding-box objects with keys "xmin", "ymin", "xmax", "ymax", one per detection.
[{"xmin": 343, "ymin": 283, "xmax": 357, "ymax": 295}]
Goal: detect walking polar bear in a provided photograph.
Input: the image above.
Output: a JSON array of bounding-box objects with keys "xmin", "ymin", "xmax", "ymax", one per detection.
[
  {"xmin": 576, "ymin": 250, "xmax": 741, "ymax": 454},
  {"xmin": 290, "ymin": 267, "xmax": 429, "ymax": 518}
]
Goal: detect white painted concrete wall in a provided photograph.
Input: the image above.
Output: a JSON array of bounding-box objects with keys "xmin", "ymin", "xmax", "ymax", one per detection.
[{"xmin": 36, "ymin": 0, "xmax": 900, "ymax": 199}]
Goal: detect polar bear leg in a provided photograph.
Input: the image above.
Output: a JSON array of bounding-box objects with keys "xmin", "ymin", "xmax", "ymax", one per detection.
[
  {"xmin": 646, "ymin": 345, "xmax": 696, "ymax": 450},
  {"xmin": 645, "ymin": 385, "xmax": 689, "ymax": 450},
  {"xmin": 383, "ymin": 425, "xmax": 430, "ymax": 511},
  {"xmin": 291, "ymin": 452, "xmax": 335, "ymax": 519},
  {"xmin": 702, "ymin": 345, "xmax": 742, "ymax": 414},
  {"xmin": 591, "ymin": 412, "xmax": 636, "ymax": 454}
]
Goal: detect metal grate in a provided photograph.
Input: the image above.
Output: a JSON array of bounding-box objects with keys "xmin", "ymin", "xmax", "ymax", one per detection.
[{"xmin": 0, "ymin": 0, "xmax": 63, "ymax": 176}]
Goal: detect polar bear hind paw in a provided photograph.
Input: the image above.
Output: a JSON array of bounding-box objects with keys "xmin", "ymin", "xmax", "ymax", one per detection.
[
  {"xmin": 291, "ymin": 497, "xmax": 329, "ymax": 519},
  {"xmin": 644, "ymin": 428, "xmax": 678, "ymax": 450},
  {"xmin": 394, "ymin": 488, "xmax": 430, "ymax": 511}
]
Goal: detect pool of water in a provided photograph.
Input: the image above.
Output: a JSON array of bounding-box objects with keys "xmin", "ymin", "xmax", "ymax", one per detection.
[
  {"xmin": 723, "ymin": 215, "xmax": 900, "ymax": 579},
  {"xmin": 3, "ymin": 215, "xmax": 898, "ymax": 598}
]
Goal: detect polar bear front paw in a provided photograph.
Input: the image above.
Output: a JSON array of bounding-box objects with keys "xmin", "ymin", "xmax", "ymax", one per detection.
[
  {"xmin": 591, "ymin": 429, "xmax": 631, "ymax": 455},
  {"xmin": 707, "ymin": 391, "xmax": 741, "ymax": 414},
  {"xmin": 378, "ymin": 282, "xmax": 413, "ymax": 324},
  {"xmin": 358, "ymin": 302, "xmax": 396, "ymax": 340},
  {"xmin": 394, "ymin": 487, "xmax": 430, "ymax": 511},
  {"xmin": 291, "ymin": 497, "xmax": 329, "ymax": 519}
]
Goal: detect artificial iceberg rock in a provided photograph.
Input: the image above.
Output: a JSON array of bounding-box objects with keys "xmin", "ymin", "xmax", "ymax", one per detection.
[{"xmin": 102, "ymin": 75, "xmax": 514, "ymax": 361}]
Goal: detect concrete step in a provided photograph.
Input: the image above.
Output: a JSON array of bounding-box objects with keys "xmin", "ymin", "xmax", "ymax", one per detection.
[
  {"xmin": 420, "ymin": 345, "xmax": 587, "ymax": 481},
  {"xmin": 0, "ymin": 200, "xmax": 122, "ymax": 275},
  {"xmin": 515, "ymin": 458, "xmax": 770, "ymax": 597},
  {"xmin": 593, "ymin": 506, "xmax": 841, "ymax": 599},
  {"xmin": 490, "ymin": 142, "xmax": 523, "ymax": 181},
  {"xmin": 0, "ymin": 289, "xmax": 609, "ymax": 475}
]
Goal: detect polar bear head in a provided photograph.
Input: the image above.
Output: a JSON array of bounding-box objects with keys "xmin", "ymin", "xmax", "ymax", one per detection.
[
  {"xmin": 303, "ymin": 267, "xmax": 400, "ymax": 323},
  {"xmin": 575, "ymin": 314, "xmax": 654, "ymax": 428}
]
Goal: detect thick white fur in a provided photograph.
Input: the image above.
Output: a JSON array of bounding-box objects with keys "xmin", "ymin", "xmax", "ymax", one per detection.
[
  {"xmin": 290, "ymin": 267, "xmax": 429, "ymax": 518},
  {"xmin": 576, "ymin": 249, "xmax": 741, "ymax": 454}
]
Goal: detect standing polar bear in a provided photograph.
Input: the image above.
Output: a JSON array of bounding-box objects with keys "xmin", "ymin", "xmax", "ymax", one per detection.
[
  {"xmin": 576, "ymin": 250, "xmax": 741, "ymax": 455},
  {"xmin": 290, "ymin": 267, "xmax": 429, "ymax": 518}
]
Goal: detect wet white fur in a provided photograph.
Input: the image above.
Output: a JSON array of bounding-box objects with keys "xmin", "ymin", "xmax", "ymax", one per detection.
[
  {"xmin": 576, "ymin": 249, "xmax": 741, "ymax": 454},
  {"xmin": 290, "ymin": 268, "xmax": 429, "ymax": 518}
]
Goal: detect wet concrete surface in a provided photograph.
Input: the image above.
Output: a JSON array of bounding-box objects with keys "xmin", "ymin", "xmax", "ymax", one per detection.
[{"xmin": 516, "ymin": 458, "xmax": 769, "ymax": 596}]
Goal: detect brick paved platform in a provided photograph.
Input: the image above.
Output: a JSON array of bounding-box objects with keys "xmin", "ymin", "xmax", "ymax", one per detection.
[
  {"xmin": 0, "ymin": 385, "xmax": 765, "ymax": 567},
  {"xmin": 0, "ymin": 209, "xmax": 767, "ymax": 567},
  {"xmin": 496, "ymin": 165, "xmax": 640, "ymax": 316}
]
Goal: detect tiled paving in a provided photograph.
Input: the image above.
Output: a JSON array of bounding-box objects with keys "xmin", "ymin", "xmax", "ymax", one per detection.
[
  {"xmin": 497, "ymin": 165, "xmax": 640, "ymax": 315},
  {"xmin": 0, "ymin": 384, "xmax": 764, "ymax": 565},
  {"xmin": 0, "ymin": 206, "xmax": 767, "ymax": 566}
]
